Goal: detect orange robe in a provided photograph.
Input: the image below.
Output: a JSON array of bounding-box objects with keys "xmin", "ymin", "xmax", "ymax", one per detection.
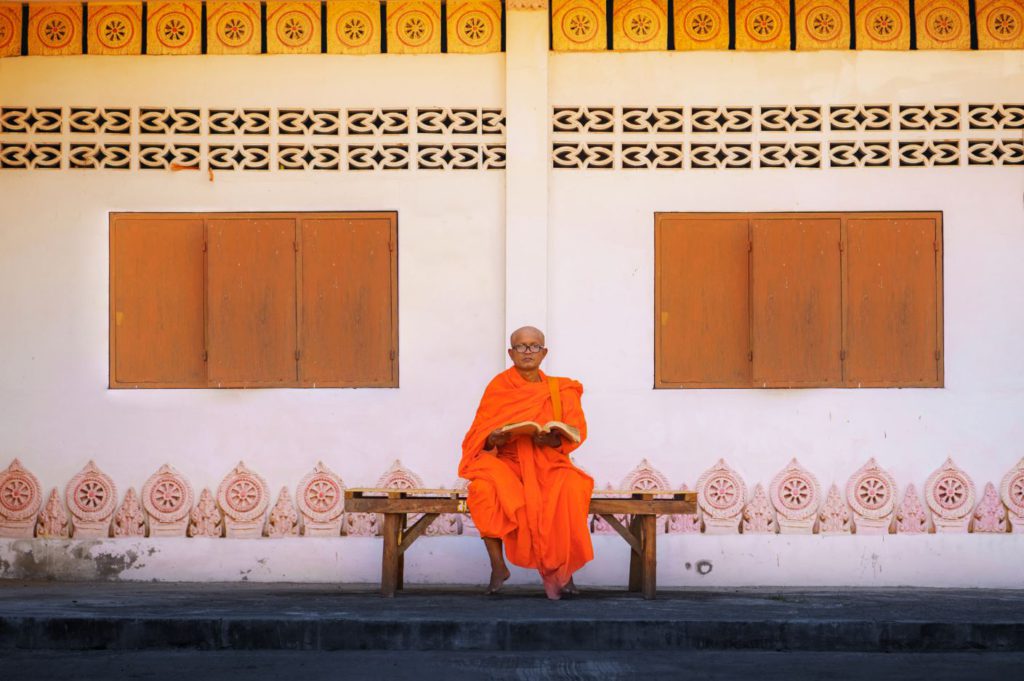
[{"xmin": 459, "ymin": 366, "xmax": 594, "ymax": 589}]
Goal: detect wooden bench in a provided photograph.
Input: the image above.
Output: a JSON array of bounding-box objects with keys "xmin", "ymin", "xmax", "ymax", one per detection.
[{"xmin": 344, "ymin": 488, "xmax": 697, "ymax": 599}]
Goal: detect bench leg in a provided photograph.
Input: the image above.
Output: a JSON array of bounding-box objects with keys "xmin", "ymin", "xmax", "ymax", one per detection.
[
  {"xmin": 396, "ymin": 514, "xmax": 407, "ymax": 591},
  {"xmin": 381, "ymin": 513, "xmax": 402, "ymax": 598},
  {"xmin": 641, "ymin": 514, "xmax": 657, "ymax": 600},
  {"xmin": 627, "ymin": 515, "xmax": 642, "ymax": 593}
]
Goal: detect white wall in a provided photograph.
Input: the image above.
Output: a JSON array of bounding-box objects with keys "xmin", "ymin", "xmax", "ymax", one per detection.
[
  {"xmin": 0, "ymin": 54, "xmax": 507, "ymax": 493},
  {"xmin": 2, "ymin": 49, "xmax": 1023, "ymax": 586},
  {"xmin": 546, "ymin": 50, "xmax": 1024, "ymax": 494}
]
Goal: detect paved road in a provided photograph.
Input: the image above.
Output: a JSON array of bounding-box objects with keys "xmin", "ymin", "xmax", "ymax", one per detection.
[{"xmin": 1, "ymin": 650, "xmax": 1020, "ymax": 681}]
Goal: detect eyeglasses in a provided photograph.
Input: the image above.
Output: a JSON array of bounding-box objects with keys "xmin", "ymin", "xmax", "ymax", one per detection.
[{"xmin": 511, "ymin": 343, "xmax": 545, "ymax": 354}]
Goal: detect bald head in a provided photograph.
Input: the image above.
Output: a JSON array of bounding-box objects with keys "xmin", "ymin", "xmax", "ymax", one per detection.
[{"xmin": 510, "ymin": 326, "xmax": 545, "ymax": 346}]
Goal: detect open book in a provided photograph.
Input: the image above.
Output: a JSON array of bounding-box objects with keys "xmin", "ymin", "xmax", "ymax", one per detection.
[{"xmin": 498, "ymin": 420, "xmax": 581, "ymax": 444}]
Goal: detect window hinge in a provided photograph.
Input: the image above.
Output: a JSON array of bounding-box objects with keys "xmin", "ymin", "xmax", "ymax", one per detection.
[
  {"xmin": 294, "ymin": 241, "xmax": 299, "ymax": 253},
  {"xmin": 202, "ymin": 350, "xmax": 208, "ymax": 362},
  {"xmin": 934, "ymin": 241, "xmax": 939, "ymax": 252},
  {"xmin": 203, "ymin": 241, "xmax": 207, "ymax": 253},
  {"xmin": 295, "ymin": 350, "xmax": 301, "ymax": 361},
  {"xmin": 935, "ymin": 349, "xmax": 941, "ymax": 361},
  {"xmin": 839, "ymin": 241, "xmax": 844, "ymax": 252},
  {"xmin": 390, "ymin": 350, "xmax": 396, "ymax": 361},
  {"xmin": 840, "ymin": 349, "xmax": 846, "ymax": 361},
  {"xmin": 748, "ymin": 241, "xmax": 753, "ymax": 253},
  {"xmin": 747, "ymin": 350, "xmax": 753, "ymax": 362},
  {"xmin": 388, "ymin": 240, "xmax": 394, "ymax": 253}
]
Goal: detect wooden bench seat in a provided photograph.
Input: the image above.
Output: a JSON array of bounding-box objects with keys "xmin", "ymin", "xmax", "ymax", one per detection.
[{"xmin": 344, "ymin": 488, "xmax": 698, "ymax": 599}]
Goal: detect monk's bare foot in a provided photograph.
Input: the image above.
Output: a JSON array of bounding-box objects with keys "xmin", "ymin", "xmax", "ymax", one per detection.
[
  {"xmin": 486, "ymin": 566, "xmax": 511, "ymax": 595},
  {"xmin": 542, "ymin": 576, "xmax": 563, "ymax": 600},
  {"xmin": 561, "ymin": 577, "xmax": 579, "ymax": 597}
]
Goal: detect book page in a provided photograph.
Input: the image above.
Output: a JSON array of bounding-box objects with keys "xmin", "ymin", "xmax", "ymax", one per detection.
[
  {"xmin": 499, "ymin": 421, "xmax": 542, "ymax": 438},
  {"xmin": 543, "ymin": 421, "xmax": 581, "ymax": 443}
]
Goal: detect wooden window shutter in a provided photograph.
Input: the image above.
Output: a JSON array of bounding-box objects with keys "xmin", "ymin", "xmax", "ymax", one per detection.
[
  {"xmin": 655, "ymin": 215, "xmax": 751, "ymax": 387},
  {"xmin": 298, "ymin": 215, "xmax": 397, "ymax": 387},
  {"xmin": 206, "ymin": 218, "xmax": 298, "ymax": 386},
  {"xmin": 110, "ymin": 216, "xmax": 206, "ymax": 387},
  {"xmin": 751, "ymin": 218, "xmax": 843, "ymax": 387},
  {"xmin": 845, "ymin": 215, "xmax": 942, "ymax": 387}
]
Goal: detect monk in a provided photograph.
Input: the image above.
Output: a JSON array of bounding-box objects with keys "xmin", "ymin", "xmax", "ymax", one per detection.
[{"xmin": 459, "ymin": 326, "xmax": 594, "ymax": 600}]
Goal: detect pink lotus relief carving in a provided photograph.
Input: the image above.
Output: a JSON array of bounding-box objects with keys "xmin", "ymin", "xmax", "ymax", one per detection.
[
  {"xmin": 267, "ymin": 486, "xmax": 300, "ymax": 537},
  {"xmin": 620, "ymin": 458, "xmax": 672, "ymax": 532},
  {"xmin": 0, "ymin": 458, "xmax": 43, "ymax": 538},
  {"xmin": 141, "ymin": 464, "xmax": 194, "ymax": 537},
  {"xmin": 36, "ymin": 488, "xmax": 70, "ymax": 539},
  {"xmin": 895, "ymin": 484, "xmax": 929, "ymax": 534},
  {"xmin": 972, "ymin": 482, "xmax": 1008, "ymax": 533},
  {"xmin": 697, "ymin": 459, "xmax": 746, "ymax": 533},
  {"xmin": 741, "ymin": 483, "xmax": 776, "ymax": 534},
  {"xmin": 216, "ymin": 461, "xmax": 270, "ymax": 538},
  {"xmin": 770, "ymin": 458, "xmax": 820, "ymax": 534},
  {"xmin": 667, "ymin": 482, "xmax": 701, "ymax": 534},
  {"xmin": 189, "ymin": 488, "xmax": 223, "ymax": 538},
  {"xmin": 846, "ymin": 458, "xmax": 896, "ymax": 534},
  {"xmin": 925, "ymin": 458, "xmax": 975, "ymax": 532},
  {"xmin": 112, "ymin": 488, "xmax": 147, "ymax": 538},
  {"xmin": 297, "ymin": 461, "xmax": 346, "ymax": 537},
  {"xmin": 425, "ymin": 483, "xmax": 463, "ymax": 536},
  {"xmin": 819, "ymin": 483, "xmax": 852, "ymax": 535},
  {"xmin": 65, "ymin": 460, "xmax": 117, "ymax": 538},
  {"xmin": 999, "ymin": 457, "xmax": 1024, "ymax": 533},
  {"xmin": 346, "ymin": 460, "xmax": 424, "ymax": 537}
]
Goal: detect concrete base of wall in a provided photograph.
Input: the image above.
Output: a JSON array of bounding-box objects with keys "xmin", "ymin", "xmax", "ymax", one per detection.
[{"xmin": 2, "ymin": 534, "xmax": 1021, "ymax": 587}]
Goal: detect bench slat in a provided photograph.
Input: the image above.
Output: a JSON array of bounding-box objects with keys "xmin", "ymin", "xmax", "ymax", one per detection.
[{"xmin": 344, "ymin": 496, "xmax": 697, "ymax": 515}]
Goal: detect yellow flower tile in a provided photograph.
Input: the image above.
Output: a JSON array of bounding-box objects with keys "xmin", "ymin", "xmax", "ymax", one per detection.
[
  {"xmin": 613, "ymin": 0, "xmax": 668, "ymax": 51},
  {"xmin": 447, "ymin": 0, "xmax": 501, "ymax": 54},
  {"xmin": 795, "ymin": 0, "xmax": 850, "ymax": 50},
  {"xmin": 267, "ymin": 1, "xmax": 321, "ymax": 54},
  {"xmin": 28, "ymin": 3, "xmax": 83, "ymax": 56},
  {"xmin": 976, "ymin": 0, "xmax": 1024, "ymax": 49},
  {"xmin": 387, "ymin": 0, "xmax": 442, "ymax": 54},
  {"xmin": 552, "ymin": 0, "xmax": 607, "ymax": 51},
  {"xmin": 0, "ymin": 2, "xmax": 22, "ymax": 58},
  {"xmin": 674, "ymin": 0, "xmax": 729, "ymax": 50},
  {"xmin": 855, "ymin": 0, "xmax": 911, "ymax": 50},
  {"xmin": 736, "ymin": 0, "xmax": 791, "ymax": 50},
  {"xmin": 147, "ymin": 1, "xmax": 202, "ymax": 55},
  {"xmin": 327, "ymin": 0, "xmax": 381, "ymax": 54},
  {"xmin": 206, "ymin": 0, "xmax": 262, "ymax": 55},
  {"xmin": 915, "ymin": 0, "xmax": 971, "ymax": 49},
  {"xmin": 88, "ymin": 2, "xmax": 143, "ymax": 55}
]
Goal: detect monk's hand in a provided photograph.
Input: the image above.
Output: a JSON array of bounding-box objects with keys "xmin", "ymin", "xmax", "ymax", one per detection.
[
  {"xmin": 533, "ymin": 431, "xmax": 562, "ymax": 448},
  {"xmin": 485, "ymin": 429, "xmax": 512, "ymax": 451}
]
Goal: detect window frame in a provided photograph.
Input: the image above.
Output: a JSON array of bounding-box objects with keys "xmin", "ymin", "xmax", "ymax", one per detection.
[
  {"xmin": 109, "ymin": 211, "xmax": 399, "ymax": 390},
  {"xmin": 654, "ymin": 211, "xmax": 943, "ymax": 390}
]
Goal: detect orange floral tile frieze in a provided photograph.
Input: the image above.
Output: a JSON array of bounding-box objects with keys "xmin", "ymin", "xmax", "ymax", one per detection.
[
  {"xmin": 88, "ymin": 2, "xmax": 144, "ymax": 55},
  {"xmin": 736, "ymin": 0, "xmax": 791, "ymax": 50},
  {"xmin": 267, "ymin": 1, "xmax": 321, "ymax": 54},
  {"xmin": 915, "ymin": 0, "xmax": 970, "ymax": 49},
  {"xmin": 976, "ymin": 0, "xmax": 1024, "ymax": 48},
  {"xmin": 147, "ymin": 1, "xmax": 202, "ymax": 55},
  {"xmin": 207, "ymin": 0, "xmax": 262, "ymax": 55},
  {"xmin": 327, "ymin": 0, "xmax": 381, "ymax": 54},
  {"xmin": 447, "ymin": 0, "xmax": 502, "ymax": 54},
  {"xmin": 856, "ymin": 0, "xmax": 911, "ymax": 49},
  {"xmin": 553, "ymin": 0, "xmax": 607, "ymax": 51},
  {"xmin": 613, "ymin": 0, "xmax": 668, "ymax": 51},
  {"xmin": 387, "ymin": 0, "xmax": 442, "ymax": 54},
  {"xmin": 674, "ymin": 0, "xmax": 729, "ymax": 50},
  {"xmin": 795, "ymin": 0, "xmax": 850, "ymax": 50},
  {"xmin": 0, "ymin": 2, "xmax": 22, "ymax": 58},
  {"xmin": 28, "ymin": 3, "xmax": 83, "ymax": 56}
]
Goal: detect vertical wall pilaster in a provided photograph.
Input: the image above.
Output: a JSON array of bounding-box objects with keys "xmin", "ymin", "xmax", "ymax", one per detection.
[{"xmin": 503, "ymin": 3, "xmax": 550, "ymax": 345}]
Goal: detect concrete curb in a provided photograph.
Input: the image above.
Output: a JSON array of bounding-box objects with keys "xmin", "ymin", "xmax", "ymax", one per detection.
[{"xmin": 3, "ymin": 616, "xmax": 1023, "ymax": 652}]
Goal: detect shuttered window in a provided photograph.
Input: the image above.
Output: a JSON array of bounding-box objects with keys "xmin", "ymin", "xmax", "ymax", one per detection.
[
  {"xmin": 655, "ymin": 212, "xmax": 942, "ymax": 389},
  {"xmin": 110, "ymin": 212, "xmax": 398, "ymax": 389}
]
